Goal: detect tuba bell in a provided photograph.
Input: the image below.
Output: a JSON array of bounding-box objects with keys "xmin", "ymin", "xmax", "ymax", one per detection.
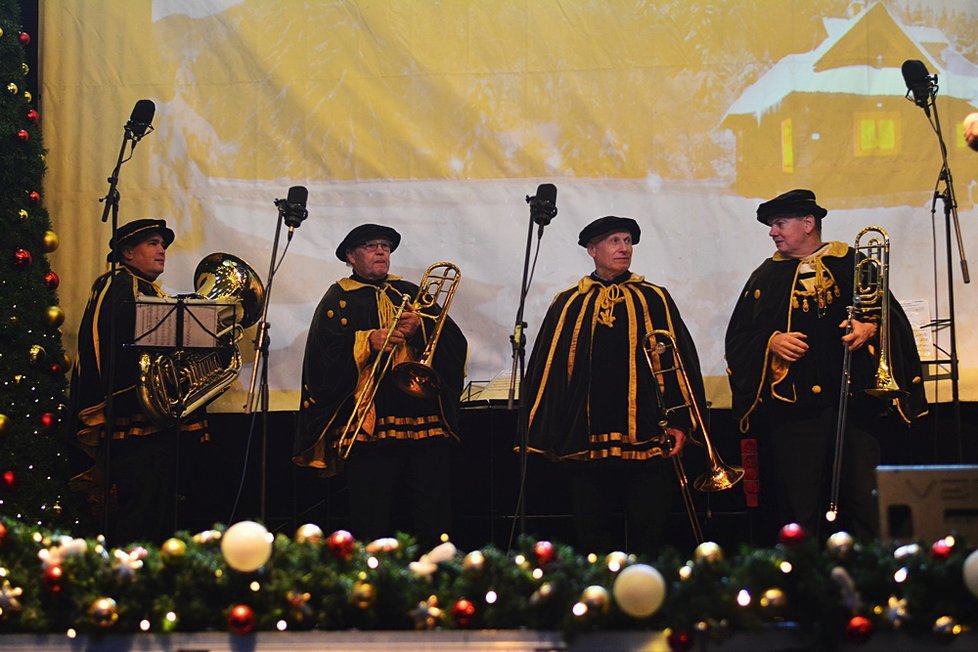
[{"xmin": 137, "ymin": 253, "xmax": 265, "ymax": 426}]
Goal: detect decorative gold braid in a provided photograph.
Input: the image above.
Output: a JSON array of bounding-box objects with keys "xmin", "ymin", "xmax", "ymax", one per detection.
[
  {"xmin": 377, "ymin": 284, "xmax": 398, "ymax": 328},
  {"xmin": 791, "ymin": 251, "xmax": 840, "ymax": 315},
  {"xmin": 595, "ymin": 283, "xmax": 624, "ymax": 327}
]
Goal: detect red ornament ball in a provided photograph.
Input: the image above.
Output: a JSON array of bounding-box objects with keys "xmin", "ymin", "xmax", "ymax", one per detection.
[
  {"xmin": 1, "ymin": 470, "xmax": 15, "ymax": 490},
  {"xmin": 326, "ymin": 529, "xmax": 356, "ymax": 560},
  {"xmin": 452, "ymin": 598, "xmax": 476, "ymax": 628},
  {"xmin": 534, "ymin": 540, "xmax": 555, "ymax": 566},
  {"xmin": 931, "ymin": 537, "xmax": 954, "ymax": 560},
  {"xmin": 227, "ymin": 604, "xmax": 256, "ymax": 635},
  {"xmin": 17, "ymin": 129, "xmax": 29, "ymax": 142},
  {"xmin": 27, "ymin": 108, "xmax": 39, "ymax": 125},
  {"xmin": 44, "ymin": 271, "xmax": 60, "ymax": 290},
  {"xmin": 0, "ymin": 521, "xmax": 6, "ymax": 545},
  {"xmin": 20, "ymin": 31, "xmax": 32, "ymax": 46},
  {"xmin": 43, "ymin": 564, "xmax": 63, "ymax": 593},
  {"xmin": 28, "ymin": 191, "xmax": 41, "ymax": 204},
  {"xmin": 778, "ymin": 522, "xmax": 807, "ymax": 545},
  {"xmin": 667, "ymin": 628, "xmax": 693, "ymax": 651},
  {"xmin": 49, "ymin": 363, "xmax": 62, "ymax": 375},
  {"xmin": 13, "ymin": 248, "xmax": 32, "ymax": 268},
  {"xmin": 846, "ymin": 615, "xmax": 873, "ymax": 643},
  {"xmin": 40, "ymin": 412, "xmax": 57, "ymax": 432}
]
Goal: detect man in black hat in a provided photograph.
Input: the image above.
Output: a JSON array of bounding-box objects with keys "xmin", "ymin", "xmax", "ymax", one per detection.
[
  {"xmin": 521, "ymin": 216, "xmax": 708, "ymax": 555},
  {"xmin": 67, "ymin": 219, "xmax": 206, "ymax": 544},
  {"xmin": 293, "ymin": 224, "xmax": 467, "ymax": 549},
  {"xmin": 725, "ymin": 189, "xmax": 927, "ymax": 540}
]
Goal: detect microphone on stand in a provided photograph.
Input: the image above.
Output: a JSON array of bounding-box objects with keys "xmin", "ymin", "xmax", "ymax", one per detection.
[
  {"xmin": 275, "ymin": 185, "xmax": 309, "ymax": 237},
  {"xmin": 526, "ymin": 183, "xmax": 558, "ymax": 236},
  {"xmin": 125, "ymin": 99, "xmax": 156, "ymax": 140},
  {"xmin": 901, "ymin": 60, "xmax": 935, "ymax": 118}
]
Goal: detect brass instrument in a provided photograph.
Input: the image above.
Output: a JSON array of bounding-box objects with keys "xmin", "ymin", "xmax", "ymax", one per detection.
[
  {"xmin": 826, "ymin": 226, "xmax": 906, "ymax": 523},
  {"xmin": 137, "ymin": 253, "xmax": 265, "ymax": 425},
  {"xmin": 642, "ymin": 329, "xmax": 746, "ymax": 543},
  {"xmin": 390, "ymin": 262, "xmax": 461, "ymax": 399},
  {"xmin": 335, "ymin": 262, "xmax": 461, "ymax": 460}
]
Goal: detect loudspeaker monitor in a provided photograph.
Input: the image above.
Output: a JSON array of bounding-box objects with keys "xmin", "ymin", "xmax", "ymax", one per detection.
[{"xmin": 876, "ymin": 465, "xmax": 978, "ymax": 543}]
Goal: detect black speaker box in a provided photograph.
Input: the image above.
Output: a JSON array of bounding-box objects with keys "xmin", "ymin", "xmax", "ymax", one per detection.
[{"xmin": 876, "ymin": 465, "xmax": 978, "ymax": 543}]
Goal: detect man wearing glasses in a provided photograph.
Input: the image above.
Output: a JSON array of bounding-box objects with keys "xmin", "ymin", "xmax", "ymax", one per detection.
[{"xmin": 294, "ymin": 224, "xmax": 467, "ymax": 550}]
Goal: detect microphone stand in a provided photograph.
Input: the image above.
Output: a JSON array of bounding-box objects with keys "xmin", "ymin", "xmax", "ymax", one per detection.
[
  {"xmin": 507, "ymin": 198, "xmax": 553, "ymax": 544},
  {"xmin": 244, "ymin": 204, "xmax": 287, "ymax": 523},
  {"xmin": 924, "ymin": 87, "xmax": 968, "ymax": 459},
  {"xmin": 95, "ymin": 123, "xmax": 141, "ymax": 539}
]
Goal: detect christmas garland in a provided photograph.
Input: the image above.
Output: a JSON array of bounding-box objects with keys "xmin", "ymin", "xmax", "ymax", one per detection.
[{"xmin": 1, "ymin": 518, "xmax": 977, "ymax": 649}]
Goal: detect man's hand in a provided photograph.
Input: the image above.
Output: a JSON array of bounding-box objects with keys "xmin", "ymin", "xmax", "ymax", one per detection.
[
  {"xmin": 395, "ymin": 306, "xmax": 421, "ymax": 339},
  {"xmin": 663, "ymin": 426, "xmax": 686, "ymax": 457},
  {"xmin": 368, "ymin": 327, "xmax": 407, "ymax": 353},
  {"xmin": 770, "ymin": 331, "xmax": 809, "ymax": 362},
  {"xmin": 964, "ymin": 112, "xmax": 978, "ymax": 152},
  {"xmin": 840, "ymin": 319, "xmax": 877, "ymax": 352}
]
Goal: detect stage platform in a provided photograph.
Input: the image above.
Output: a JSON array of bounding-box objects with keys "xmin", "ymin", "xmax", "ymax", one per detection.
[{"xmin": 3, "ymin": 628, "xmax": 977, "ymax": 651}]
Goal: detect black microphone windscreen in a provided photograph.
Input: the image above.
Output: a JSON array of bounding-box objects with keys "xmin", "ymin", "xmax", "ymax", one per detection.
[
  {"xmin": 287, "ymin": 185, "xmax": 308, "ymax": 207},
  {"xmin": 536, "ymin": 183, "xmax": 557, "ymax": 204},
  {"xmin": 128, "ymin": 99, "xmax": 156, "ymax": 137},
  {"xmin": 901, "ymin": 59, "xmax": 930, "ymax": 89}
]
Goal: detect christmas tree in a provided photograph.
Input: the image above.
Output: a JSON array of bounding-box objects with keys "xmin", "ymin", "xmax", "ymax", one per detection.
[{"xmin": 0, "ymin": 0, "xmax": 74, "ymax": 529}]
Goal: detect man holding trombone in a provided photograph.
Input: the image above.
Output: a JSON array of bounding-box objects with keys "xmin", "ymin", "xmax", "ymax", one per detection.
[
  {"xmin": 522, "ymin": 216, "xmax": 713, "ymax": 555},
  {"xmin": 725, "ymin": 189, "xmax": 927, "ymax": 541},
  {"xmin": 293, "ymin": 224, "xmax": 467, "ymax": 549}
]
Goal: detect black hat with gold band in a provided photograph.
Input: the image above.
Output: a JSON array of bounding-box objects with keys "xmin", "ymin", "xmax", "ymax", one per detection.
[{"xmin": 107, "ymin": 218, "xmax": 174, "ymax": 262}]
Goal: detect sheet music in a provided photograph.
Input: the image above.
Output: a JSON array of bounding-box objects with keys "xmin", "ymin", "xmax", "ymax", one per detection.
[
  {"xmin": 460, "ymin": 370, "xmax": 519, "ymax": 405},
  {"xmin": 900, "ymin": 298, "xmax": 935, "ymax": 362},
  {"xmin": 135, "ymin": 296, "xmax": 223, "ymax": 348}
]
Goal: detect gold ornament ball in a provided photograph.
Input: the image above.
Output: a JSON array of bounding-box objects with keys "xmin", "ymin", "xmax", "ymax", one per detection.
[
  {"xmin": 693, "ymin": 541, "xmax": 724, "ymax": 564},
  {"xmin": 192, "ymin": 529, "xmax": 222, "ymax": 545},
  {"xmin": 28, "ymin": 344, "xmax": 46, "ymax": 367},
  {"xmin": 580, "ymin": 585, "xmax": 611, "ymax": 614},
  {"xmin": 46, "ymin": 306, "xmax": 65, "ymax": 328},
  {"xmin": 221, "ymin": 520, "xmax": 273, "ymax": 572},
  {"xmin": 43, "ymin": 230, "xmax": 60, "ymax": 253},
  {"xmin": 89, "ymin": 597, "xmax": 119, "ymax": 628},
  {"xmin": 295, "ymin": 523, "xmax": 324, "ymax": 544},
  {"xmin": 61, "ymin": 352, "xmax": 73, "ymax": 373},
  {"xmin": 612, "ymin": 563, "xmax": 666, "ymax": 618},
  {"xmin": 24, "ymin": 90, "xmax": 32, "ymax": 103},
  {"xmin": 7, "ymin": 82, "xmax": 17, "ymax": 95},
  {"xmin": 826, "ymin": 531, "xmax": 855, "ymax": 559},
  {"xmin": 22, "ymin": 63, "xmax": 30, "ymax": 76},
  {"xmin": 932, "ymin": 615, "xmax": 961, "ymax": 642},
  {"xmin": 160, "ymin": 537, "xmax": 187, "ymax": 560},
  {"xmin": 351, "ymin": 580, "xmax": 375, "ymax": 609},
  {"xmin": 0, "ymin": 414, "xmax": 9, "ymax": 436},
  {"xmin": 462, "ymin": 550, "xmax": 485, "ymax": 573},
  {"xmin": 18, "ymin": 209, "xmax": 28, "ymax": 221},
  {"xmin": 759, "ymin": 588, "xmax": 788, "ymax": 615}
]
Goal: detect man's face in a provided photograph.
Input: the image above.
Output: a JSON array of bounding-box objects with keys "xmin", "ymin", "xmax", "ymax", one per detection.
[
  {"xmin": 767, "ymin": 214, "xmax": 815, "ymax": 258},
  {"xmin": 587, "ymin": 230, "xmax": 633, "ymax": 279},
  {"xmin": 346, "ymin": 239, "xmax": 392, "ymax": 281},
  {"xmin": 122, "ymin": 233, "xmax": 167, "ymax": 280}
]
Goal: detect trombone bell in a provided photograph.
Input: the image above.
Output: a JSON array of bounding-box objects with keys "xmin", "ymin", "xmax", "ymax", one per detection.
[{"xmin": 391, "ymin": 362, "xmax": 442, "ymax": 399}]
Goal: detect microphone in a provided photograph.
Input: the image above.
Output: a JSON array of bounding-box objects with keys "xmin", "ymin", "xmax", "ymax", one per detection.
[
  {"xmin": 901, "ymin": 60, "xmax": 934, "ymax": 117},
  {"xmin": 275, "ymin": 185, "xmax": 309, "ymax": 235},
  {"xmin": 125, "ymin": 99, "xmax": 156, "ymax": 139},
  {"xmin": 526, "ymin": 183, "xmax": 558, "ymax": 231}
]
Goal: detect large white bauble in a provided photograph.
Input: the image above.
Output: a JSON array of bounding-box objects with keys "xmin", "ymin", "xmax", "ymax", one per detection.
[
  {"xmin": 963, "ymin": 549, "xmax": 978, "ymax": 598},
  {"xmin": 612, "ymin": 563, "xmax": 666, "ymax": 618},
  {"xmin": 221, "ymin": 520, "xmax": 273, "ymax": 572}
]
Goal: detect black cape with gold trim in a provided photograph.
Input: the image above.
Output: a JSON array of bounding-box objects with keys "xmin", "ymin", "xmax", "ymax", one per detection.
[
  {"xmin": 522, "ymin": 272, "xmax": 707, "ymax": 461},
  {"xmin": 293, "ymin": 274, "xmax": 467, "ymax": 477},
  {"xmin": 724, "ymin": 242, "xmax": 927, "ymax": 434}
]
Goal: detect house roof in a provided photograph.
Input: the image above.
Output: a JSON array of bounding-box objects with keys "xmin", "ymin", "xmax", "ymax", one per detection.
[{"xmin": 724, "ymin": 1, "xmax": 978, "ymax": 122}]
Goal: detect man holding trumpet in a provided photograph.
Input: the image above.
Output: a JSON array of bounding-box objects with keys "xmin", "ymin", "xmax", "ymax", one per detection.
[
  {"xmin": 293, "ymin": 224, "xmax": 467, "ymax": 549},
  {"xmin": 725, "ymin": 189, "xmax": 927, "ymax": 541}
]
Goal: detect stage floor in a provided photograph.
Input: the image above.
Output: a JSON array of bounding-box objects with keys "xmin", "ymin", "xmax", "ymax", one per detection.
[{"xmin": 3, "ymin": 629, "xmax": 977, "ymax": 651}]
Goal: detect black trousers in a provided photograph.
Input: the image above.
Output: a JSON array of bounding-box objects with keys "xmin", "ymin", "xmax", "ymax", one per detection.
[
  {"xmin": 571, "ymin": 458, "xmax": 674, "ymax": 557},
  {"xmin": 108, "ymin": 430, "xmax": 179, "ymax": 545},
  {"xmin": 768, "ymin": 402, "xmax": 880, "ymax": 541},
  {"xmin": 345, "ymin": 437, "xmax": 453, "ymax": 550}
]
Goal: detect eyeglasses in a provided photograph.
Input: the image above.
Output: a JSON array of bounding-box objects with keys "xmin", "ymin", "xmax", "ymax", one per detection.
[{"xmin": 357, "ymin": 240, "xmax": 392, "ymax": 252}]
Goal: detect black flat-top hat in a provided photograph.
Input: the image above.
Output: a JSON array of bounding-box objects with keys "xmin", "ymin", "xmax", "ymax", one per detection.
[
  {"xmin": 756, "ymin": 188, "xmax": 827, "ymax": 224},
  {"xmin": 107, "ymin": 218, "xmax": 174, "ymax": 261},
  {"xmin": 577, "ymin": 215, "xmax": 641, "ymax": 247},
  {"xmin": 335, "ymin": 223, "xmax": 401, "ymax": 261}
]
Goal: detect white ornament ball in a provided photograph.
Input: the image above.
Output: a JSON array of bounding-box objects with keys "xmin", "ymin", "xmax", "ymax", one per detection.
[
  {"xmin": 963, "ymin": 548, "xmax": 978, "ymax": 598},
  {"xmin": 612, "ymin": 563, "xmax": 666, "ymax": 618},
  {"xmin": 221, "ymin": 520, "xmax": 274, "ymax": 572}
]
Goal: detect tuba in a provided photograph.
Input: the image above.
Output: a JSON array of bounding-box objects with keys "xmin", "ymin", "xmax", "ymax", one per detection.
[
  {"xmin": 642, "ymin": 329, "xmax": 745, "ymax": 543},
  {"xmin": 137, "ymin": 253, "xmax": 265, "ymax": 426},
  {"xmin": 335, "ymin": 262, "xmax": 461, "ymax": 460}
]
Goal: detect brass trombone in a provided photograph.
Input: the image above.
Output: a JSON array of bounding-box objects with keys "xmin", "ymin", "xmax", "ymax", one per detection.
[
  {"xmin": 335, "ymin": 262, "xmax": 461, "ymax": 460},
  {"xmin": 826, "ymin": 226, "xmax": 906, "ymax": 523},
  {"xmin": 642, "ymin": 329, "xmax": 746, "ymax": 543}
]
